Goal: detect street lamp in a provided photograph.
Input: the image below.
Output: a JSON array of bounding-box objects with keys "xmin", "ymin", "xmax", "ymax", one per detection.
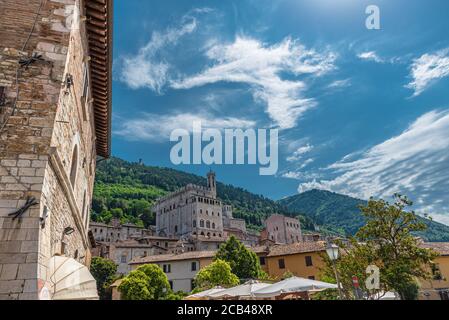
[{"xmin": 326, "ymin": 242, "xmax": 344, "ymax": 300}]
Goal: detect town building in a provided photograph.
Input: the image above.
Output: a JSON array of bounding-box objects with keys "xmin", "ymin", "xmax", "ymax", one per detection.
[
  {"xmin": 255, "ymin": 241, "xmax": 326, "ymax": 280},
  {"xmin": 89, "ymin": 217, "xmax": 153, "ymax": 242},
  {"xmin": 127, "ymin": 241, "xmax": 327, "ymax": 294},
  {"xmin": 418, "ymin": 242, "xmax": 449, "ymax": 300},
  {"xmin": 0, "ymin": 0, "xmax": 112, "ymax": 300},
  {"xmin": 129, "ymin": 250, "xmax": 216, "ymax": 293},
  {"xmin": 262, "ymin": 214, "xmax": 302, "ymax": 244},
  {"xmin": 153, "ymin": 171, "xmax": 255, "ymax": 247}
]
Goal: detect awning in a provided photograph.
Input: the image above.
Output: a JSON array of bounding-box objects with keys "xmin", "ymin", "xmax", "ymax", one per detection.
[
  {"xmin": 252, "ymin": 276, "xmax": 337, "ymax": 298},
  {"xmin": 208, "ymin": 280, "xmax": 271, "ymax": 299},
  {"xmin": 185, "ymin": 286, "xmax": 226, "ymax": 300},
  {"xmin": 47, "ymin": 256, "xmax": 99, "ymax": 300}
]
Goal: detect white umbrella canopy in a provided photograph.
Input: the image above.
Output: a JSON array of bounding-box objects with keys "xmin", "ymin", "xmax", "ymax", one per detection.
[
  {"xmin": 185, "ymin": 286, "xmax": 226, "ymax": 300},
  {"xmin": 252, "ymin": 276, "xmax": 337, "ymax": 298},
  {"xmin": 209, "ymin": 280, "xmax": 271, "ymax": 299},
  {"xmin": 47, "ymin": 256, "xmax": 99, "ymax": 300}
]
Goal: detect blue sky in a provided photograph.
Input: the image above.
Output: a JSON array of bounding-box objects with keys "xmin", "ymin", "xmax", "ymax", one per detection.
[{"xmin": 111, "ymin": 0, "xmax": 449, "ymax": 224}]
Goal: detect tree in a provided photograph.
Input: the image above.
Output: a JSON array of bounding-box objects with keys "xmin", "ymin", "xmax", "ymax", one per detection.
[
  {"xmin": 319, "ymin": 194, "xmax": 437, "ymax": 300},
  {"xmin": 118, "ymin": 264, "xmax": 171, "ymax": 300},
  {"xmin": 215, "ymin": 236, "xmax": 264, "ymax": 280},
  {"xmin": 90, "ymin": 256, "xmax": 117, "ymax": 300},
  {"xmin": 194, "ymin": 259, "xmax": 239, "ymax": 291},
  {"xmin": 118, "ymin": 270, "xmax": 153, "ymax": 300}
]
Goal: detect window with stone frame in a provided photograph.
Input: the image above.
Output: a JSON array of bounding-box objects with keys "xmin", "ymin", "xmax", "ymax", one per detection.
[
  {"xmin": 0, "ymin": 86, "xmax": 6, "ymax": 108},
  {"xmin": 305, "ymin": 256, "xmax": 313, "ymax": 267},
  {"xmin": 81, "ymin": 63, "xmax": 89, "ymax": 121},
  {"xmin": 278, "ymin": 258, "xmax": 285, "ymax": 269},
  {"xmin": 69, "ymin": 144, "xmax": 78, "ymax": 188}
]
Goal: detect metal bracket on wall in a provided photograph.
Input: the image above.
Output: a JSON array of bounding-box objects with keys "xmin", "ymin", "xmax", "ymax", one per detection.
[{"xmin": 9, "ymin": 196, "xmax": 39, "ymax": 221}]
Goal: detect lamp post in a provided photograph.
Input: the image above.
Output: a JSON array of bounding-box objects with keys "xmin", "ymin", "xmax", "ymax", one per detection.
[{"xmin": 326, "ymin": 242, "xmax": 344, "ymax": 300}]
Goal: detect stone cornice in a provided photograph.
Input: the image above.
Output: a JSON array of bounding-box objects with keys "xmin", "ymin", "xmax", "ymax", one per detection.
[{"xmin": 48, "ymin": 147, "xmax": 89, "ymax": 249}]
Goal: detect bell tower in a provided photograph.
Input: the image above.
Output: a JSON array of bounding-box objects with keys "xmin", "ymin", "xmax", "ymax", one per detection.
[{"xmin": 207, "ymin": 170, "xmax": 216, "ymax": 197}]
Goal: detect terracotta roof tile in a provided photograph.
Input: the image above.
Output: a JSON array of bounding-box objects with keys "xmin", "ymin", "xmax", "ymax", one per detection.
[
  {"xmin": 266, "ymin": 241, "xmax": 326, "ymax": 257},
  {"xmin": 129, "ymin": 250, "xmax": 217, "ymax": 264},
  {"xmin": 420, "ymin": 242, "xmax": 449, "ymax": 255}
]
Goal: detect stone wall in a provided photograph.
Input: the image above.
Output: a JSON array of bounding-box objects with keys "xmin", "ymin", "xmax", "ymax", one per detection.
[
  {"xmin": 264, "ymin": 214, "xmax": 302, "ymax": 244},
  {"xmin": 0, "ymin": 0, "xmax": 98, "ymax": 300}
]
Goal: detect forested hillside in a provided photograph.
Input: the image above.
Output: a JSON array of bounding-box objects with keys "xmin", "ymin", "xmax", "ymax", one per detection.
[
  {"xmin": 91, "ymin": 158, "xmax": 316, "ymax": 231},
  {"xmin": 91, "ymin": 158, "xmax": 449, "ymax": 241},
  {"xmin": 278, "ymin": 189, "xmax": 449, "ymax": 242}
]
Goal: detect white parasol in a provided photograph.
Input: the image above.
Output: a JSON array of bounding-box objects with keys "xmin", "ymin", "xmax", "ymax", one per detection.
[
  {"xmin": 252, "ymin": 276, "xmax": 337, "ymax": 298},
  {"xmin": 46, "ymin": 256, "xmax": 99, "ymax": 300}
]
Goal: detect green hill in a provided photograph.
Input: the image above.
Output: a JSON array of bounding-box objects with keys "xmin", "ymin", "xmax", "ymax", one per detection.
[
  {"xmin": 278, "ymin": 189, "xmax": 449, "ymax": 242},
  {"xmin": 91, "ymin": 157, "xmax": 449, "ymax": 241},
  {"xmin": 91, "ymin": 157, "xmax": 316, "ymax": 231}
]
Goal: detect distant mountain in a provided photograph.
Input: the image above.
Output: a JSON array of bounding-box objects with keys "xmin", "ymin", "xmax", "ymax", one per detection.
[
  {"xmin": 278, "ymin": 189, "xmax": 449, "ymax": 242},
  {"xmin": 92, "ymin": 157, "xmax": 316, "ymax": 231}
]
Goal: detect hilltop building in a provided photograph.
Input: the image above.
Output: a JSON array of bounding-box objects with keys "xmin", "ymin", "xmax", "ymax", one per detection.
[
  {"xmin": 0, "ymin": 0, "xmax": 112, "ymax": 300},
  {"xmin": 154, "ymin": 171, "xmax": 256, "ymax": 246}
]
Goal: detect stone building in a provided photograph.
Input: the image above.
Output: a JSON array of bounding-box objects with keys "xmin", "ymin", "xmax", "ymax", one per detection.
[
  {"xmin": 0, "ymin": 0, "xmax": 112, "ymax": 300},
  {"xmin": 263, "ymin": 214, "xmax": 302, "ymax": 244},
  {"xmin": 89, "ymin": 218, "xmax": 153, "ymax": 242},
  {"xmin": 154, "ymin": 171, "xmax": 255, "ymax": 248},
  {"xmin": 130, "ymin": 250, "xmax": 216, "ymax": 293},
  {"xmin": 155, "ymin": 171, "xmax": 225, "ymax": 239}
]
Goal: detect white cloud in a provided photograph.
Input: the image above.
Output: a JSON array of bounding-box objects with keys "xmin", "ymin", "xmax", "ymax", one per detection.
[
  {"xmin": 171, "ymin": 36, "xmax": 336, "ymax": 129},
  {"xmin": 406, "ymin": 48, "xmax": 449, "ymax": 97},
  {"xmin": 328, "ymin": 79, "xmax": 351, "ymax": 89},
  {"xmin": 286, "ymin": 143, "xmax": 313, "ymax": 162},
  {"xmin": 114, "ymin": 113, "xmax": 255, "ymax": 142},
  {"xmin": 357, "ymin": 51, "xmax": 384, "ymax": 63},
  {"xmin": 118, "ymin": 10, "xmax": 208, "ymax": 93},
  {"xmin": 298, "ymin": 109, "xmax": 449, "ymax": 224}
]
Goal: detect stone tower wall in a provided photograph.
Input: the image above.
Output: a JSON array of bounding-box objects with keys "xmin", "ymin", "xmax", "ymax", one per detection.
[{"xmin": 0, "ymin": 0, "xmax": 97, "ymax": 300}]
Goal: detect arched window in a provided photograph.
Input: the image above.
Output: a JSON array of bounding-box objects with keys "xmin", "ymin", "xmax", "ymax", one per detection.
[
  {"xmin": 207, "ymin": 232, "xmax": 211, "ymax": 237},
  {"xmin": 200, "ymin": 231, "xmax": 205, "ymax": 236},
  {"xmin": 212, "ymin": 222, "xmax": 215, "ymax": 229},
  {"xmin": 212, "ymin": 211, "xmax": 214, "ymax": 216},
  {"xmin": 81, "ymin": 190, "xmax": 87, "ymax": 221},
  {"xmin": 206, "ymin": 221, "xmax": 210, "ymax": 228},
  {"xmin": 193, "ymin": 220, "xmax": 196, "ymax": 227},
  {"xmin": 200, "ymin": 220, "xmax": 204, "ymax": 227},
  {"xmin": 213, "ymin": 233, "xmax": 216, "ymax": 237},
  {"xmin": 174, "ymin": 225, "xmax": 178, "ymax": 233},
  {"xmin": 206, "ymin": 210, "xmax": 208, "ymax": 215},
  {"xmin": 69, "ymin": 145, "xmax": 78, "ymax": 187}
]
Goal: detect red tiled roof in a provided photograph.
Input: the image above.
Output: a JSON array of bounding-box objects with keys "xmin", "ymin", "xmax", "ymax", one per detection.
[
  {"xmin": 266, "ymin": 241, "xmax": 326, "ymax": 257},
  {"xmin": 420, "ymin": 242, "xmax": 449, "ymax": 255},
  {"xmin": 129, "ymin": 250, "xmax": 216, "ymax": 264}
]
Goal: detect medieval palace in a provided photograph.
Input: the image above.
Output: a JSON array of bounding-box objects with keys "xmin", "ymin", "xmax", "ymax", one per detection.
[{"xmin": 154, "ymin": 171, "xmax": 249, "ymax": 242}]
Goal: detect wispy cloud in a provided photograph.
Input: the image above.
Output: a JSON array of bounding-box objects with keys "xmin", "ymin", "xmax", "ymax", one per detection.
[
  {"xmin": 114, "ymin": 113, "xmax": 255, "ymax": 142},
  {"xmin": 406, "ymin": 48, "xmax": 449, "ymax": 97},
  {"xmin": 357, "ymin": 51, "xmax": 384, "ymax": 63},
  {"xmin": 117, "ymin": 9, "xmax": 212, "ymax": 93},
  {"xmin": 286, "ymin": 143, "xmax": 313, "ymax": 162},
  {"xmin": 170, "ymin": 36, "xmax": 336, "ymax": 129},
  {"xmin": 298, "ymin": 109, "xmax": 449, "ymax": 223},
  {"xmin": 327, "ymin": 79, "xmax": 351, "ymax": 89}
]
